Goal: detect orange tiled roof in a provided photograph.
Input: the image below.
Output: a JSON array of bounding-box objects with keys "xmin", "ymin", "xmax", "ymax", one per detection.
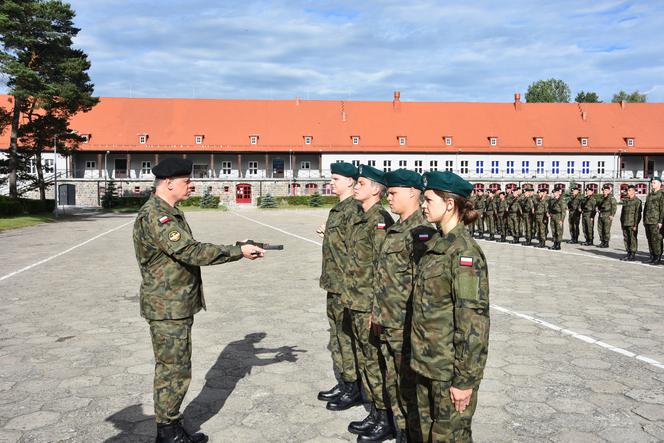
[{"xmin": 1, "ymin": 94, "xmax": 663, "ymax": 154}]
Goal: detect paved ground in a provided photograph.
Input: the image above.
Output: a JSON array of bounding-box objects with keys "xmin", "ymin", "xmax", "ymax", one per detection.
[{"xmin": 0, "ymin": 207, "xmax": 663, "ymax": 443}]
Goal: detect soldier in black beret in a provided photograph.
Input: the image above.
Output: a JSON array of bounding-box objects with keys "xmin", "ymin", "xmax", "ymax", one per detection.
[{"xmin": 152, "ymin": 157, "xmax": 194, "ymax": 179}]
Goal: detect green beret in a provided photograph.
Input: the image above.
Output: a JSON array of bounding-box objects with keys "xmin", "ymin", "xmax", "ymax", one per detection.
[
  {"xmin": 358, "ymin": 164, "xmax": 387, "ymax": 186},
  {"xmin": 421, "ymin": 171, "xmax": 473, "ymax": 198},
  {"xmin": 152, "ymin": 157, "xmax": 193, "ymax": 178},
  {"xmin": 602, "ymin": 184, "xmax": 612, "ymax": 190},
  {"xmin": 330, "ymin": 162, "xmax": 359, "ymax": 179},
  {"xmin": 585, "ymin": 185, "xmax": 595, "ymax": 191},
  {"xmin": 384, "ymin": 169, "xmax": 424, "ymax": 190},
  {"xmin": 627, "ymin": 184, "xmax": 636, "ymax": 190},
  {"xmin": 651, "ymin": 176, "xmax": 662, "ymax": 182}
]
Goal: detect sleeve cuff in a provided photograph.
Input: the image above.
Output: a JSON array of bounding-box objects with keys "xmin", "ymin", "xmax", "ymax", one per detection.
[{"xmin": 229, "ymin": 245, "xmax": 243, "ymax": 259}]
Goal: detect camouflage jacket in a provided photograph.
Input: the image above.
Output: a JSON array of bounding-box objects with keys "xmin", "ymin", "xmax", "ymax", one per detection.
[
  {"xmin": 507, "ymin": 195, "xmax": 521, "ymax": 214},
  {"xmin": 520, "ymin": 194, "xmax": 535, "ymax": 215},
  {"xmin": 373, "ymin": 210, "xmax": 438, "ymax": 329},
  {"xmin": 410, "ymin": 223, "xmax": 490, "ymax": 388},
  {"xmin": 547, "ymin": 196, "xmax": 567, "ymax": 221},
  {"xmin": 568, "ymin": 193, "xmax": 583, "ymax": 214},
  {"xmin": 581, "ymin": 195, "xmax": 597, "ymax": 216},
  {"xmin": 534, "ymin": 196, "xmax": 549, "ymax": 215},
  {"xmin": 598, "ymin": 194, "xmax": 617, "ymax": 217},
  {"xmin": 133, "ymin": 195, "xmax": 243, "ymax": 320},
  {"xmin": 342, "ymin": 203, "xmax": 394, "ymax": 312},
  {"xmin": 621, "ymin": 197, "xmax": 642, "ymax": 227},
  {"xmin": 497, "ymin": 198, "xmax": 509, "ymax": 215},
  {"xmin": 474, "ymin": 195, "xmax": 486, "ymax": 213},
  {"xmin": 485, "ymin": 197, "xmax": 497, "ymax": 213},
  {"xmin": 320, "ymin": 196, "xmax": 362, "ymax": 294},
  {"xmin": 643, "ymin": 190, "xmax": 664, "ymax": 225}
]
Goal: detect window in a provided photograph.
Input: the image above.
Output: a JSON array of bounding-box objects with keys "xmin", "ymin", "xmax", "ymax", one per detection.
[
  {"xmin": 223, "ymin": 186, "xmax": 230, "ymax": 193},
  {"xmin": 134, "ymin": 186, "xmax": 141, "ymax": 194},
  {"xmin": 444, "ymin": 136, "xmax": 452, "ymax": 146},
  {"xmin": 351, "ymin": 160, "xmax": 360, "ymax": 167},
  {"xmin": 414, "ymin": 160, "xmax": 423, "ymax": 173},
  {"xmin": 195, "ymin": 135, "xmax": 203, "ymax": 145},
  {"xmin": 431, "ymin": 160, "xmax": 440, "ymax": 171},
  {"xmin": 85, "ymin": 160, "xmax": 96, "ymax": 169},
  {"xmin": 475, "ymin": 160, "xmax": 484, "ymax": 174},
  {"xmin": 567, "ymin": 161, "xmax": 575, "ymax": 175},
  {"xmin": 352, "ymin": 136, "xmax": 360, "ymax": 145},
  {"xmin": 250, "ymin": 135, "xmax": 258, "ymax": 145},
  {"xmin": 626, "ymin": 138, "xmax": 634, "ymax": 147},
  {"xmin": 221, "ymin": 161, "xmax": 232, "ymax": 175},
  {"xmin": 506, "ymin": 161, "xmax": 514, "ymax": 175},
  {"xmin": 44, "ymin": 159, "xmax": 54, "ymax": 173},
  {"xmin": 289, "ymin": 183, "xmax": 301, "ymax": 195},
  {"xmin": 383, "ymin": 160, "xmax": 391, "ymax": 172},
  {"xmin": 398, "ymin": 160, "xmax": 407, "ymax": 168},
  {"xmin": 491, "ymin": 161, "xmax": 499, "ymax": 175},
  {"xmin": 521, "ymin": 161, "xmax": 529, "ymax": 175},
  {"xmin": 536, "ymin": 161, "xmax": 545, "ymax": 175},
  {"xmin": 443, "ymin": 160, "xmax": 452, "ymax": 172},
  {"xmin": 489, "ymin": 137, "xmax": 497, "ymax": 146},
  {"xmin": 193, "ymin": 164, "xmax": 209, "ymax": 178},
  {"xmin": 304, "ymin": 136, "xmax": 312, "ymax": 145},
  {"xmin": 305, "ymin": 183, "xmax": 318, "ymax": 194},
  {"xmin": 580, "ymin": 137, "xmax": 588, "ymax": 147},
  {"xmin": 460, "ymin": 160, "xmax": 469, "ymax": 174},
  {"xmin": 141, "ymin": 161, "xmax": 151, "ymax": 175},
  {"xmin": 552, "ymin": 161, "xmax": 560, "ymax": 175},
  {"xmin": 248, "ymin": 161, "xmax": 258, "ymax": 175},
  {"xmin": 139, "ymin": 134, "xmax": 147, "ymax": 144},
  {"xmin": 597, "ymin": 161, "xmax": 605, "ymax": 174},
  {"xmin": 323, "ymin": 183, "xmax": 333, "ymax": 195},
  {"xmin": 398, "ymin": 136, "xmax": 407, "ymax": 146},
  {"xmin": 301, "ymin": 161, "xmax": 311, "ymax": 170},
  {"xmin": 535, "ymin": 137, "xmax": 543, "ymax": 147},
  {"xmin": 367, "ymin": 160, "xmax": 376, "ymax": 167},
  {"xmin": 582, "ymin": 161, "xmax": 590, "ymax": 175}
]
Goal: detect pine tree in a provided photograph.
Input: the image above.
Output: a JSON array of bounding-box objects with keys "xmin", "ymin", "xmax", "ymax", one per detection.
[
  {"xmin": 309, "ymin": 191, "xmax": 323, "ymax": 207},
  {"xmin": 260, "ymin": 193, "xmax": 278, "ymax": 208},
  {"xmin": 199, "ymin": 188, "xmax": 217, "ymax": 208},
  {"xmin": 101, "ymin": 180, "xmax": 118, "ymax": 208}
]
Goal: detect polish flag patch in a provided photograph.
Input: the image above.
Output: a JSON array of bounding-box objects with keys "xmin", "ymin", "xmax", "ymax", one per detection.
[
  {"xmin": 376, "ymin": 223, "xmax": 386, "ymax": 229},
  {"xmin": 158, "ymin": 215, "xmax": 171, "ymax": 224},
  {"xmin": 459, "ymin": 256, "xmax": 474, "ymax": 267},
  {"xmin": 418, "ymin": 233, "xmax": 430, "ymax": 240}
]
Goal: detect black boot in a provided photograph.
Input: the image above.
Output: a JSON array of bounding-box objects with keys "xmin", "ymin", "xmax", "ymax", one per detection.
[
  {"xmin": 318, "ymin": 381, "xmax": 344, "ymax": 402},
  {"xmin": 395, "ymin": 428, "xmax": 408, "ymax": 443},
  {"xmin": 357, "ymin": 409, "xmax": 395, "ymax": 442},
  {"xmin": 556, "ymin": 242, "xmax": 562, "ymax": 250},
  {"xmin": 327, "ymin": 380, "xmax": 362, "ymax": 411},
  {"xmin": 654, "ymin": 254, "xmax": 663, "ymax": 265},
  {"xmin": 499, "ymin": 235, "xmax": 506, "ymax": 243},
  {"xmin": 348, "ymin": 403, "xmax": 378, "ymax": 435},
  {"xmin": 155, "ymin": 422, "xmax": 208, "ymax": 443},
  {"xmin": 627, "ymin": 253, "xmax": 636, "ymax": 261},
  {"xmin": 620, "ymin": 254, "xmax": 631, "ymax": 261}
]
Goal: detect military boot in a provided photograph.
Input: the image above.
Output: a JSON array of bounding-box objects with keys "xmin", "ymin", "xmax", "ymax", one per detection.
[
  {"xmin": 535, "ymin": 240, "xmax": 545, "ymax": 248},
  {"xmin": 627, "ymin": 253, "xmax": 636, "ymax": 261},
  {"xmin": 348, "ymin": 403, "xmax": 377, "ymax": 435},
  {"xmin": 155, "ymin": 422, "xmax": 208, "ymax": 443},
  {"xmin": 357, "ymin": 409, "xmax": 395, "ymax": 442},
  {"xmin": 509, "ymin": 236, "xmax": 519, "ymax": 244},
  {"xmin": 620, "ymin": 254, "xmax": 631, "ymax": 261},
  {"xmin": 654, "ymin": 254, "xmax": 663, "ymax": 265},
  {"xmin": 395, "ymin": 429, "xmax": 408, "ymax": 443},
  {"xmin": 499, "ymin": 235, "xmax": 506, "ymax": 243},
  {"xmin": 318, "ymin": 381, "xmax": 344, "ymax": 402},
  {"xmin": 327, "ymin": 380, "xmax": 362, "ymax": 411}
]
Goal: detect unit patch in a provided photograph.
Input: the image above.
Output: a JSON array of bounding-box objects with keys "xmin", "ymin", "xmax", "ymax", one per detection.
[
  {"xmin": 158, "ymin": 215, "xmax": 171, "ymax": 224},
  {"xmin": 418, "ymin": 233, "xmax": 430, "ymax": 240},
  {"xmin": 168, "ymin": 230, "xmax": 181, "ymax": 242},
  {"xmin": 376, "ymin": 223, "xmax": 386, "ymax": 229},
  {"xmin": 459, "ymin": 256, "xmax": 474, "ymax": 267}
]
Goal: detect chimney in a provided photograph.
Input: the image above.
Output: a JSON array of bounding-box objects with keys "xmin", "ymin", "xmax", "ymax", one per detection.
[
  {"xmin": 620, "ymin": 100, "xmax": 626, "ymax": 110},
  {"xmin": 514, "ymin": 92, "xmax": 522, "ymax": 111},
  {"xmin": 581, "ymin": 111, "xmax": 587, "ymax": 121},
  {"xmin": 393, "ymin": 91, "xmax": 401, "ymax": 111}
]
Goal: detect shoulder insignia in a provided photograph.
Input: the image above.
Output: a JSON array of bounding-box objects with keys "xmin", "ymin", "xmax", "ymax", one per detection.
[
  {"xmin": 168, "ymin": 230, "xmax": 181, "ymax": 242},
  {"xmin": 376, "ymin": 223, "xmax": 386, "ymax": 229},
  {"xmin": 417, "ymin": 233, "xmax": 431, "ymax": 241},
  {"xmin": 159, "ymin": 215, "xmax": 171, "ymax": 224},
  {"xmin": 459, "ymin": 256, "xmax": 474, "ymax": 267}
]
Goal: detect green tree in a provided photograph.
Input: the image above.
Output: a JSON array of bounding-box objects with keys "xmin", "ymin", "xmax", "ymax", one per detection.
[
  {"xmin": 309, "ymin": 191, "xmax": 323, "ymax": 207},
  {"xmin": 525, "ymin": 78, "xmax": 571, "ymax": 103},
  {"xmin": 199, "ymin": 188, "xmax": 218, "ymax": 208},
  {"xmin": 611, "ymin": 90, "xmax": 647, "ymax": 103},
  {"xmin": 575, "ymin": 91, "xmax": 601, "ymax": 103},
  {"xmin": 259, "ymin": 193, "xmax": 278, "ymax": 208},
  {"xmin": 101, "ymin": 180, "xmax": 118, "ymax": 209},
  {"xmin": 0, "ymin": 0, "xmax": 98, "ymax": 198}
]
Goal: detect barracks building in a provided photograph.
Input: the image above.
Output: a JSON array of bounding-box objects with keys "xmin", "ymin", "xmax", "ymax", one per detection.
[{"xmin": 1, "ymin": 92, "xmax": 664, "ymax": 207}]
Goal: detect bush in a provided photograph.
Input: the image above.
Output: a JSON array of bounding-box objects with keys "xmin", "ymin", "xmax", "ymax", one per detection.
[
  {"xmin": 0, "ymin": 198, "xmax": 24, "ymax": 216},
  {"xmin": 101, "ymin": 180, "xmax": 120, "ymax": 209},
  {"xmin": 256, "ymin": 195, "xmax": 338, "ymax": 207},
  {"xmin": 259, "ymin": 193, "xmax": 278, "ymax": 208},
  {"xmin": 199, "ymin": 189, "xmax": 219, "ymax": 208},
  {"xmin": 309, "ymin": 192, "xmax": 323, "ymax": 207},
  {"xmin": 0, "ymin": 196, "xmax": 56, "ymax": 217},
  {"xmin": 115, "ymin": 196, "xmax": 150, "ymax": 208},
  {"xmin": 178, "ymin": 196, "xmax": 201, "ymax": 207}
]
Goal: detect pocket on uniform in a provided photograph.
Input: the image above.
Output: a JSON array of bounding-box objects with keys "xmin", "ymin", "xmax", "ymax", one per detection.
[
  {"xmin": 432, "ymin": 379, "xmax": 454, "ymax": 422},
  {"xmin": 149, "ymin": 321, "xmax": 191, "ymax": 365}
]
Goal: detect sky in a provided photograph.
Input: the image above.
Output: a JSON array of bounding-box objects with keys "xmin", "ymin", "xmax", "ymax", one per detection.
[{"xmin": 5, "ymin": 0, "xmax": 664, "ymax": 102}]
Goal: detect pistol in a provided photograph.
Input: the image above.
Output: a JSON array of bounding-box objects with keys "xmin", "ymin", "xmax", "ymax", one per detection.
[{"xmin": 236, "ymin": 240, "xmax": 284, "ymax": 250}]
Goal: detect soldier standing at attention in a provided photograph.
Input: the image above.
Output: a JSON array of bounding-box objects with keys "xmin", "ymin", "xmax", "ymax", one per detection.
[
  {"xmin": 497, "ymin": 191, "xmax": 508, "ymax": 242},
  {"xmin": 371, "ymin": 169, "xmax": 436, "ymax": 443},
  {"xmin": 643, "ymin": 176, "xmax": 664, "ymax": 264},
  {"xmin": 597, "ymin": 184, "xmax": 618, "ymax": 248},
  {"xmin": 520, "ymin": 187, "xmax": 535, "ymax": 246},
  {"xmin": 133, "ymin": 158, "xmax": 264, "ymax": 443},
  {"xmin": 329, "ymin": 165, "xmax": 395, "ymax": 440},
  {"xmin": 567, "ymin": 185, "xmax": 583, "ymax": 244},
  {"xmin": 547, "ymin": 186, "xmax": 566, "ymax": 250},
  {"xmin": 484, "ymin": 189, "xmax": 497, "ymax": 241},
  {"xmin": 411, "ymin": 171, "xmax": 490, "ymax": 443},
  {"xmin": 507, "ymin": 188, "xmax": 522, "ymax": 244},
  {"xmin": 620, "ymin": 185, "xmax": 642, "ymax": 261},
  {"xmin": 580, "ymin": 186, "xmax": 598, "ymax": 246},
  {"xmin": 468, "ymin": 190, "xmax": 477, "ymax": 237},
  {"xmin": 317, "ymin": 162, "xmax": 362, "ymax": 405},
  {"xmin": 473, "ymin": 188, "xmax": 486, "ymax": 239},
  {"xmin": 534, "ymin": 187, "xmax": 550, "ymax": 248}
]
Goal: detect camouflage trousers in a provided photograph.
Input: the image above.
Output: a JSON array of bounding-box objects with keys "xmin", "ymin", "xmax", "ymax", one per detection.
[
  {"xmin": 380, "ymin": 327, "xmax": 419, "ymax": 435},
  {"xmin": 582, "ymin": 214, "xmax": 595, "ymax": 243},
  {"xmin": 326, "ymin": 292, "xmax": 357, "ymax": 382},
  {"xmin": 484, "ymin": 212, "xmax": 496, "ymax": 237},
  {"xmin": 350, "ymin": 310, "xmax": 387, "ymax": 409},
  {"xmin": 522, "ymin": 213, "xmax": 534, "ymax": 241},
  {"xmin": 535, "ymin": 214, "xmax": 548, "ymax": 243},
  {"xmin": 507, "ymin": 214, "xmax": 521, "ymax": 239},
  {"xmin": 598, "ymin": 215, "xmax": 613, "ymax": 244},
  {"xmin": 645, "ymin": 224, "xmax": 663, "ymax": 256},
  {"xmin": 496, "ymin": 213, "xmax": 507, "ymax": 237},
  {"xmin": 475, "ymin": 213, "xmax": 484, "ymax": 235},
  {"xmin": 568, "ymin": 212, "xmax": 581, "ymax": 241},
  {"xmin": 148, "ymin": 317, "xmax": 194, "ymax": 424},
  {"xmin": 622, "ymin": 226, "xmax": 639, "ymax": 254},
  {"xmin": 550, "ymin": 217, "xmax": 564, "ymax": 242},
  {"xmin": 415, "ymin": 374, "xmax": 478, "ymax": 443}
]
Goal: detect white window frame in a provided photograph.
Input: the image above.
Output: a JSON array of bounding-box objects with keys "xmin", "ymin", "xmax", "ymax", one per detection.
[
  {"xmin": 141, "ymin": 161, "xmax": 151, "ymax": 176},
  {"xmin": 367, "ymin": 160, "xmax": 376, "ymax": 167},
  {"xmin": 580, "ymin": 137, "xmax": 588, "ymax": 147},
  {"xmin": 491, "ymin": 160, "xmax": 499, "ymax": 175},
  {"xmin": 445, "ymin": 137, "xmax": 452, "ymax": 146},
  {"xmin": 627, "ymin": 138, "xmax": 634, "ymax": 147},
  {"xmin": 44, "ymin": 159, "xmax": 54, "ymax": 173},
  {"xmin": 195, "ymin": 135, "xmax": 203, "ymax": 145},
  {"xmin": 85, "ymin": 160, "xmax": 96, "ymax": 169},
  {"xmin": 475, "ymin": 160, "xmax": 484, "ymax": 174},
  {"xmin": 250, "ymin": 135, "xmax": 258, "ymax": 145},
  {"xmin": 597, "ymin": 161, "xmax": 605, "ymax": 174},
  {"xmin": 304, "ymin": 136, "xmax": 312, "ymax": 145},
  {"xmin": 399, "ymin": 160, "xmax": 407, "ymax": 168},
  {"xmin": 443, "ymin": 160, "xmax": 452, "ymax": 172},
  {"xmin": 582, "ymin": 161, "xmax": 590, "ymax": 175},
  {"xmin": 460, "ymin": 160, "xmax": 469, "ymax": 175},
  {"xmin": 300, "ymin": 161, "xmax": 311, "ymax": 170},
  {"xmin": 536, "ymin": 161, "xmax": 545, "ymax": 175},
  {"xmin": 352, "ymin": 136, "xmax": 360, "ymax": 145},
  {"xmin": 567, "ymin": 160, "xmax": 575, "ymax": 175},
  {"xmin": 535, "ymin": 137, "xmax": 543, "ymax": 146},
  {"xmin": 398, "ymin": 136, "xmax": 407, "ymax": 146},
  {"xmin": 139, "ymin": 134, "xmax": 147, "ymax": 144},
  {"xmin": 383, "ymin": 160, "xmax": 391, "ymax": 172},
  {"xmin": 552, "ymin": 161, "xmax": 560, "ymax": 175},
  {"xmin": 221, "ymin": 161, "xmax": 232, "ymax": 175},
  {"xmin": 351, "ymin": 160, "xmax": 360, "ymax": 167},
  {"xmin": 414, "ymin": 160, "xmax": 423, "ymax": 174},
  {"xmin": 506, "ymin": 160, "xmax": 514, "ymax": 175},
  {"xmin": 521, "ymin": 160, "xmax": 529, "ymax": 175},
  {"xmin": 490, "ymin": 137, "xmax": 497, "ymax": 146},
  {"xmin": 248, "ymin": 161, "xmax": 258, "ymax": 175}
]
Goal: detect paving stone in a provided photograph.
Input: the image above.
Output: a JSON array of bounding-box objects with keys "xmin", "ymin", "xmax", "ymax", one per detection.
[{"xmin": 4, "ymin": 411, "xmax": 61, "ymax": 431}]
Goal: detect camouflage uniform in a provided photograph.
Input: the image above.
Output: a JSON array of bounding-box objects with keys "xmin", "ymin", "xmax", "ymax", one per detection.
[
  {"xmin": 534, "ymin": 195, "xmax": 549, "ymax": 246},
  {"xmin": 620, "ymin": 196, "xmax": 642, "ymax": 255},
  {"xmin": 548, "ymin": 194, "xmax": 567, "ymax": 245},
  {"xmin": 133, "ymin": 195, "xmax": 243, "ymax": 423},
  {"xmin": 474, "ymin": 195, "xmax": 486, "ymax": 237},
  {"xmin": 581, "ymin": 194, "xmax": 598, "ymax": 244},
  {"xmin": 643, "ymin": 189, "xmax": 664, "ymax": 259},
  {"xmin": 567, "ymin": 193, "xmax": 583, "ymax": 243},
  {"xmin": 484, "ymin": 195, "xmax": 497, "ymax": 239},
  {"xmin": 410, "ymin": 223, "xmax": 490, "ymax": 443},
  {"xmin": 597, "ymin": 193, "xmax": 618, "ymax": 246},
  {"xmin": 373, "ymin": 210, "xmax": 436, "ymax": 435},
  {"xmin": 320, "ymin": 196, "xmax": 361, "ymax": 383},
  {"xmin": 497, "ymin": 197, "xmax": 509, "ymax": 241},
  {"xmin": 507, "ymin": 194, "xmax": 522, "ymax": 241},
  {"xmin": 468, "ymin": 195, "xmax": 477, "ymax": 236},
  {"xmin": 520, "ymin": 194, "xmax": 535, "ymax": 244},
  {"xmin": 343, "ymin": 203, "xmax": 394, "ymax": 410}
]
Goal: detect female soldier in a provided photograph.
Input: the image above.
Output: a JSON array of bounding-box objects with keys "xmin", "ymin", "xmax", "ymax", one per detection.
[{"xmin": 410, "ymin": 171, "xmax": 490, "ymax": 443}]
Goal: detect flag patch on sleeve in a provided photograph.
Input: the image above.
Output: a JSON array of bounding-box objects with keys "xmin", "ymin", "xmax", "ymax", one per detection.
[
  {"xmin": 158, "ymin": 215, "xmax": 170, "ymax": 224},
  {"xmin": 418, "ymin": 233, "xmax": 430, "ymax": 240},
  {"xmin": 459, "ymin": 256, "xmax": 474, "ymax": 267},
  {"xmin": 376, "ymin": 223, "xmax": 386, "ymax": 229}
]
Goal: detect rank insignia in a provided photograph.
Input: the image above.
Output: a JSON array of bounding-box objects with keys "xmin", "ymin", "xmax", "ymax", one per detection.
[
  {"xmin": 459, "ymin": 256, "xmax": 473, "ymax": 267},
  {"xmin": 376, "ymin": 223, "xmax": 386, "ymax": 229},
  {"xmin": 168, "ymin": 230, "xmax": 181, "ymax": 242},
  {"xmin": 158, "ymin": 215, "xmax": 170, "ymax": 224}
]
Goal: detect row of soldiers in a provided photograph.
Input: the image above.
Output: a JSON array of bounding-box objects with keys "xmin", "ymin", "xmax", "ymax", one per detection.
[
  {"xmin": 467, "ymin": 177, "xmax": 664, "ymax": 263},
  {"xmin": 318, "ymin": 163, "xmax": 489, "ymax": 443}
]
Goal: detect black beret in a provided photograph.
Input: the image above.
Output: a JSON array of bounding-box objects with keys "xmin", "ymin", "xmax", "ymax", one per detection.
[
  {"xmin": 585, "ymin": 185, "xmax": 594, "ymax": 191},
  {"xmin": 602, "ymin": 184, "xmax": 612, "ymax": 190},
  {"xmin": 152, "ymin": 157, "xmax": 193, "ymax": 178},
  {"xmin": 384, "ymin": 169, "xmax": 424, "ymax": 190},
  {"xmin": 330, "ymin": 162, "xmax": 359, "ymax": 179},
  {"xmin": 358, "ymin": 164, "xmax": 387, "ymax": 186},
  {"xmin": 627, "ymin": 184, "xmax": 636, "ymax": 190},
  {"xmin": 422, "ymin": 171, "xmax": 473, "ymax": 198}
]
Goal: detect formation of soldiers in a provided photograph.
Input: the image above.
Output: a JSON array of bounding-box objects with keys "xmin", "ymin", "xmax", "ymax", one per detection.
[
  {"xmin": 466, "ymin": 177, "xmax": 664, "ymax": 263},
  {"xmin": 318, "ymin": 162, "xmax": 490, "ymax": 443}
]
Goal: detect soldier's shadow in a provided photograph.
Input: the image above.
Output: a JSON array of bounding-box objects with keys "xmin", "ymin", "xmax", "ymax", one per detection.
[{"xmin": 183, "ymin": 332, "xmax": 305, "ymax": 432}]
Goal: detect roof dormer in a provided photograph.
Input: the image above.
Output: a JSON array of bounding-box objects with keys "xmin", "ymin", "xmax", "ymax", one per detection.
[
  {"xmin": 444, "ymin": 136, "xmax": 453, "ymax": 146},
  {"xmin": 625, "ymin": 137, "xmax": 635, "ymax": 147},
  {"xmin": 579, "ymin": 137, "xmax": 589, "ymax": 147},
  {"xmin": 489, "ymin": 136, "xmax": 498, "ymax": 147}
]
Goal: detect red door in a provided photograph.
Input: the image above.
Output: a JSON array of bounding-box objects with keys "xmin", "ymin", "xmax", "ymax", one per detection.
[{"xmin": 236, "ymin": 184, "xmax": 252, "ymax": 204}]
